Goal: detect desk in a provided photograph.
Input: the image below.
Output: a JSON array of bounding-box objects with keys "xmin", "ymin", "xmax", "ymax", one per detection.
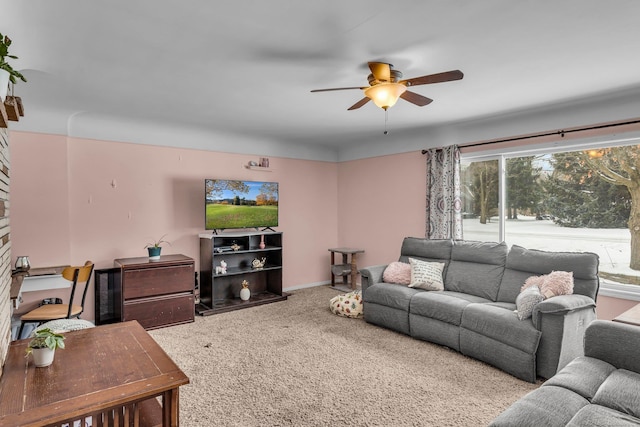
[
  {"xmin": 10, "ymin": 266, "xmax": 70, "ymax": 310},
  {"xmin": 0, "ymin": 321, "xmax": 189, "ymax": 426},
  {"xmin": 328, "ymin": 247, "xmax": 365, "ymax": 290},
  {"xmin": 612, "ymin": 303, "xmax": 640, "ymax": 326}
]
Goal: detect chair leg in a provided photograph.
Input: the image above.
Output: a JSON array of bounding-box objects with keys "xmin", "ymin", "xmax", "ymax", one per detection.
[{"xmin": 17, "ymin": 322, "xmax": 25, "ymax": 340}]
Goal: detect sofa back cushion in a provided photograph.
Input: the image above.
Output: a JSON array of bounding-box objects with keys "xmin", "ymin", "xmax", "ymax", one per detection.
[
  {"xmin": 399, "ymin": 237, "xmax": 453, "ymax": 260},
  {"xmin": 444, "ymin": 240, "xmax": 508, "ymax": 301},
  {"xmin": 398, "ymin": 238, "xmax": 452, "ymax": 273},
  {"xmin": 497, "ymin": 245, "xmax": 599, "ymax": 303}
]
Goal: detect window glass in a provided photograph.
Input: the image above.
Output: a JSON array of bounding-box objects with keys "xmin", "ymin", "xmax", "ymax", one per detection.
[
  {"xmin": 462, "ymin": 144, "xmax": 640, "ymax": 287},
  {"xmin": 461, "ymin": 159, "xmax": 500, "ymax": 242}
]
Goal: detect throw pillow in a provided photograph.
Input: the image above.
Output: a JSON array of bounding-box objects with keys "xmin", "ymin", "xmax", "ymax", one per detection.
[
  {"xmin": 408, "ymin": 258, "xmax": 445, "ymax": 291},
  {"xmin": 520, "ymin": 274, "xmax": 547, "ymax": 292},
  {"xmin": 329, "ymin": 291, "xmax": 363, "ymax": 318},
  {"xmin": 383, "ymin": 261, "xmax": 411, "ymax": 285},
  {"xmin": 540, "ymin": 270, "xmax": 574, "ymax": 299},
  {"xmin": 515, "ymin": 286, "xmax": 544, "ymax": 320}
]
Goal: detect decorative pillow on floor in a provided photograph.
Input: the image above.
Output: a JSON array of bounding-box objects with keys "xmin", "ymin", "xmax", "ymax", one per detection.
[
  {"xmin": 383, "ymin": 261, "xmax": 411, "ymax": 285},
  {"xmin": 329, "ymin": 291, "xmax": 363, "ymax": 318},
  {"xmin": 408, "ymin": 258, "xmax": 445, "ymax": 291},
  {"xmin": 515, "ymin": 286, "xmax": 544, "ymax": 320},
  {"xmin": 540, "ymin": 270, "xmax": 574, "ymax": 298}
]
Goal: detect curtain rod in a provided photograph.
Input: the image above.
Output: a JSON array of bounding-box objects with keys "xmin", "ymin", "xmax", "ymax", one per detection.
[{"xmin": 421, "ymin": 118, "xmax": 640, "ymax": 155}]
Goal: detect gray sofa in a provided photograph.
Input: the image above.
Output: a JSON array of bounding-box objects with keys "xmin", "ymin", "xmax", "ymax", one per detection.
[
  {"xmin": 360, "ymin": 238, "xmax": 600, "ymax": 383},
  {"xmin": 490, "ymin": 320, "xmax": 640, "ymax": 426}
]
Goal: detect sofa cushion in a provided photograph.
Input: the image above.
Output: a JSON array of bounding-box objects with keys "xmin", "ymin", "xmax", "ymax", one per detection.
[
  {"xmin": 489, "ymin": 385, "xmax": 589, "ymax": 427},
  {"xmin": 408, "ymin": 258, "xmax": 445, "ymax": 290},
  {"xmin": 540, "ymin": 270, "xmax": 574, "ymax": 298},
  {"xmin": 363, "ymin": 282, "xmax": 422, "ymax": 311},
  {"xmin": 461, "ymin": 303, "xmax": 541, "ymax": 354},
  {"xmin": 399, "ymin": 237, "xmax": 452, "ymax": 262},
  {"xmin": 592, "ymin": 369, "xmax": 640, "ymax": 419},
  {"xmin": 543, "ymin": 356, "xmax": 616, "ymax": 401},
  {"xmin": 410, "ymin": 291, "xmax": 489, "ymax": 326},
  {"xmin": 497, "ymin": 245, "xmax": 599, "ymax": 303},
  {"xmin": 444, "ymin": 240, "xmax": 508, "ymax": 301},
  {"xmin": 566, "ymin": 404, "xmax": 640, "ymax": 427},
  {"xmin": 382, "ymin": 261, "xmax": 411, "ymax": 285},
  {"xmin": 515, "ymin": 286, "xmax": 544, "ymax": 320}
]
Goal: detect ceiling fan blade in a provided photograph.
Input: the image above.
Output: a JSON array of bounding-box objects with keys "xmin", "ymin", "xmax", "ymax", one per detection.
[
  {"xmin": 368, "ymin": 62, "xmax": 391, "ymax": 82},
  {"xmin": 400, "ymin": 70, "xmax": 464, "ymax": 87},
  {"xmin": 400, "ymin": 91, "xmax": 433, "ymax": 107},
  {"xmin": 311, "ymin": 86, "xmax": 365, "ymax": 93},
  {"xmin": 347, "ymin": 97, "xmax": 371, "ymax": 110}
]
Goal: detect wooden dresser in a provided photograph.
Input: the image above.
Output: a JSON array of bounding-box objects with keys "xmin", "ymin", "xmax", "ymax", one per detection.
[{"xmin": 96, "ymin": 254, "xmax": 195, "ymax": 329}]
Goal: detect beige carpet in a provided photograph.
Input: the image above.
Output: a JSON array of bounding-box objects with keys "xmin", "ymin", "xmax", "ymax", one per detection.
[{"xmin": 149, "ymin": 286, "xmax": 539, "ymax": 426}]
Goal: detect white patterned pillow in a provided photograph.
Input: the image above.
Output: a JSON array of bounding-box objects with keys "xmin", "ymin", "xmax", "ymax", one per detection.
[
  {"xmin": 408, "ymin": 258, "xmax": 445, "ymax": 291},
  {"xmin": 515, "ymin": 286, "xmax": 544, "ymax": 320}
]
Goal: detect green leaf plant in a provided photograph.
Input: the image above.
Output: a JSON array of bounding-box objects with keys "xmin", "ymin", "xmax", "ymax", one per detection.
[
  {"xmin": 144, "ymin": 234, "xmax": 171, "ymax": 249},
  {"xmin": 25, "ymin": 328, "xmax": 66, "ymax": 355},
  {"xmin": 0, "ymin": 32, "xmax": 27, "ymax": 84}
]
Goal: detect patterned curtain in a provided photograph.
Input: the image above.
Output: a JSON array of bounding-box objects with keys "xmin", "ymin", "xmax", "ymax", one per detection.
[{"xmin": 425, "ymin": 145, "xmax": 463, "ymax": 239}]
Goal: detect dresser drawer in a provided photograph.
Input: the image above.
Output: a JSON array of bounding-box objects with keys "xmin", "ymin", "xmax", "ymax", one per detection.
[
  {"xmin": 123, "ymin": 293, "xmax": 194, "ymax": 330},
  {"xmin": 123, "ymin": 264, "xmax": 193, "ymax": 300}
]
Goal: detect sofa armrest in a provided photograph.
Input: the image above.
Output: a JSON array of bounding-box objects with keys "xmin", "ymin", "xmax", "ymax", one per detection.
[
  {"xmin": 532, "ymin": 294, "xmax": 596, "ymax": 328},
  {"xmin": 359, "ymin": 264, "xmax": 388, "ymax": 295},
  {"xmin": 584, "ymin": 319, "xmax": 640, "ymax": 373}
]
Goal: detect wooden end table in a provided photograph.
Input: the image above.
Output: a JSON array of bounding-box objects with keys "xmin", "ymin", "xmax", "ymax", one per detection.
[
  {"xmin": 0, "ymin": 321, "xmax": 189, "ymax": 426},
  {"xmin": 612, "ymin": 303, "xmax": 640, "ymax": 326}
]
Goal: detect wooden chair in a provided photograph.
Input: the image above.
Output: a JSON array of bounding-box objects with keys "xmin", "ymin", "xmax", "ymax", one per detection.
[{"xmin": 17, "ymin": 261, "xmax": 95, "ymax": 339}]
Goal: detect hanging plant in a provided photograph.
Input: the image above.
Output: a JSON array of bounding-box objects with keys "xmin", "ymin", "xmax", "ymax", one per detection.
[{"xmin": 0, "ymin": 33, "xmax": 27, "ymax": 84}]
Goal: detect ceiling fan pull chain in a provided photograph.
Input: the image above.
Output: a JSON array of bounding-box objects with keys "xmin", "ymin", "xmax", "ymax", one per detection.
[{"xmin": 384, "ymin": 109, "xmax": 389, "ymax": 135}]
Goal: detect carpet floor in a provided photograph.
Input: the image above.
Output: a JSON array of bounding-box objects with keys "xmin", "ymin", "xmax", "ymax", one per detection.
[{"xmin": 149, "ymin": 286, "xmax": 540, "ymax": 426}]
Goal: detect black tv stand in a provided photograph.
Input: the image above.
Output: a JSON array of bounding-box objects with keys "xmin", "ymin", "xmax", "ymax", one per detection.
[
  {"xmin": 197, "ymin": 231, "xmax": 286, "ymax": 315},
  {"xmin": 260, "ymin": 227, "xmax": 276, "ymax": 232}
]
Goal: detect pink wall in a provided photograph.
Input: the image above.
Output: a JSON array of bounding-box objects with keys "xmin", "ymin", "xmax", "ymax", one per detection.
[
  {"xmin": 10, "ymin": 131, "xmax": 338, "ymax": 321},
  {"xmin": 336, "ymin": 151, "xmax": 427, "ymax": 270}
]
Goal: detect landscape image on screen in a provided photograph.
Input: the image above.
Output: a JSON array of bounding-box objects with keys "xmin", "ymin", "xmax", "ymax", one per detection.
[{"xmin": 205, "ymin": 179, "xmax": 279, "ymax": 230}]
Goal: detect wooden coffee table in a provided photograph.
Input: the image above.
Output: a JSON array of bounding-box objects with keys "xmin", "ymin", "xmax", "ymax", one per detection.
[
  {"xmin": 612, "ymin": 303, "xmax": 640, "ymax": 326},
  {"xmin": 0, "ymin": 321, "xmax": 189, "ymax": 426}
]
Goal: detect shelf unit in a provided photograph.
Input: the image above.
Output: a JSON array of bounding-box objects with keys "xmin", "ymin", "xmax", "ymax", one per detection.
[{"xmin": 197, "ymin": 231, "xmax": 286, "ymax": 315}]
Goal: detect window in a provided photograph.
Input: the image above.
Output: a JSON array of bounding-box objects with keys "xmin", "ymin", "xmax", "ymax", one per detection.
[{"xmin": 461, "ymin": 142, "xmax": 640, "ymax": 300}]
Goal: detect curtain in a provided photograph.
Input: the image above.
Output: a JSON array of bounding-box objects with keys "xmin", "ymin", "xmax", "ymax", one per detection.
[{"xmin": 425, "ymin": 145, "xmax": 463, "ymax": 239}]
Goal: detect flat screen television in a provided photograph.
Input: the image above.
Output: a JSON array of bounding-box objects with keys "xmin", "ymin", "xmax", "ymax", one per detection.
[{"xmin": 205, "ymin": 179, "xmax": 279, "ymax": 231}]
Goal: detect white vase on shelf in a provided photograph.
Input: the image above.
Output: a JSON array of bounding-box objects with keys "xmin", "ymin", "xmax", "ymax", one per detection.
[{"xmin": 240, "ymin": 280, "xmax": 251, "ymax": 301}]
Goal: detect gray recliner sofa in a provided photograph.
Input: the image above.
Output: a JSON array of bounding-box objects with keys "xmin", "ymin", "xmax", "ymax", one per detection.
[
  {"xmin": 490, "ymin": 320, "xmax": 640, "ymax": 426},
  {"xmin": 360, "ymin": 238, "xmax": 600, "ymax": 383}
]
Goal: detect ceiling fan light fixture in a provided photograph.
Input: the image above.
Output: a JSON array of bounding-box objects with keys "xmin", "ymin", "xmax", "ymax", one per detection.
[{"xmin": 364, "ymin": 83, "xmax": 407, "ymax": 110}]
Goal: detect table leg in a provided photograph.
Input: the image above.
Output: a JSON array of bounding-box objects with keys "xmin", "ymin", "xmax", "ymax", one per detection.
[
  {"xmin": 162, "ymin": 388, "xmax": 179, "ymax": 426},
  {"xmin": 330, "ymin": 251, "xmax": 335, "ymax": 285},
  {"xmin": 342, "ymin": 254, "xmax": 348, "ymax": 286},
  {"xmin": 350, "ymin": 253, "xmax": 358, "ymax": 290}
]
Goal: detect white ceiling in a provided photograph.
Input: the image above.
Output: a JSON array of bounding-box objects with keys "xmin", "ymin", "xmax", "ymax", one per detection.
[{"xmin": 3, "ymin": 1, "xmax": 640, "ymax": 161}]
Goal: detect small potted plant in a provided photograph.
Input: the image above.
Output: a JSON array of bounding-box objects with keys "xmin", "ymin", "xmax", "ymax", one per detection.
[
  {"xmin": 0, "ymin": 32, "xmax": 27, "ymax": 100},
  {"xmin": 25, "ymin": 328, "xmax": 65, "ymax": 368},
  {"xmin": 145, "ymin": 234, "xmax": 170, "ymax": 260}
]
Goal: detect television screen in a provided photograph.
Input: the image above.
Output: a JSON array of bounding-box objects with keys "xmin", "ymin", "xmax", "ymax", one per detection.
[{"xmin": 205, "ymin": 179, "xmax": 279, "ymax": 230}]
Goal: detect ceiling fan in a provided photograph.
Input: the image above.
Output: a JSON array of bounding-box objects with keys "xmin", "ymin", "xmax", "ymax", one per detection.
[{"xmin": 311, "ymin": 62, "xmax": 463, "ymax": 111}]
